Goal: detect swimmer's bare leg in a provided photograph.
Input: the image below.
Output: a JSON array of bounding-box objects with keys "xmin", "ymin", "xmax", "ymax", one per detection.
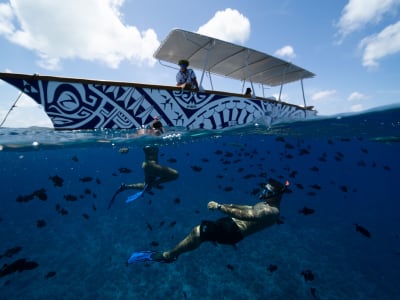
[{"xmin": 153, "ymin": 225, "xmax": 202, "ymax": 262}]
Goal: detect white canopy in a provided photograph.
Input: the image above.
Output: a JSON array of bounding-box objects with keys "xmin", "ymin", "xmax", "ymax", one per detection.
[{"xmin": 154, "ymin": 29, "xmax": 315, "ymax": 87}]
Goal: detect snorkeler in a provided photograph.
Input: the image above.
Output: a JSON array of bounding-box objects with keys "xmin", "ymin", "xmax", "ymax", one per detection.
[
  {"xmin": 128, "ymin": 179, "xmax": 289, "ymax": 263},
  {"xmin": 108, "ymin": 145, "xmax": 179, "ymax": 209}
]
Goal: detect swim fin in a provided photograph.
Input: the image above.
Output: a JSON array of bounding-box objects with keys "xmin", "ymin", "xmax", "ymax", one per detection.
[
  {"xmin": 127, "ymin": 250, "xmax": 176, "ymax": 263},
  {"xmin": 126, "ymin": 184, "xmax": 148, "ymax": 203},
  {"xmin": 127, "ymin": 250, "xmax": 156, "ymax": 263}
]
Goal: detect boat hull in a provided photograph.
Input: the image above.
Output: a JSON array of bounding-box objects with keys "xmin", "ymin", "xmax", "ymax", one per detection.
[{"xmin": 0, "ymin": 73, "xmax": 316, "ymax": 130}]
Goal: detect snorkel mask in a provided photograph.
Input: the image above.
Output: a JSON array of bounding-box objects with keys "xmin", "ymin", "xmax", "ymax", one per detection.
[{"xmin": 260, "ymin": 179, "xmax": 290, "ymax": 200}]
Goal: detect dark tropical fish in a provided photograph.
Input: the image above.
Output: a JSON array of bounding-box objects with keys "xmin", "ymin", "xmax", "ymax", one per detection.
[
  {"xmin": 267, "ymin": 264, "xmax": 278, "ymax": 272},
  {"xmin": 49, "ymin": 175, "xmax": 64, "ymax": 187},
  {"xmin": 357, "ymin": 160, "xmax": 367, "ymax": 167},
  {"xmin": 174, "ymin": 198, "xmax": 181, "ymax": 204},
  {"xmin": 310, "ymin": 184, "xmax": 321, "ymax": 190},
  {"xmin": 118, "ymin": 167, "xmax": 132, "ymax": 174},
  {"xmin": 299, "ymin": 206, "xmax": 315, "ymax": 215},
  {"xmin": 71, "ymin": 155, "xmax": 79, "ymax": 162},
  {"xmin": 289, "ymin": 171, "xmax": 298, "ymax": 178},
  {"xmin": 340, "ymin": 185, "xmax": 348, "ymax": 193},
  {"xmin": 16, "ymin": 194, "xmax": 34, "ymax": 203},
  {"xmin": 201, "ymin": 158, "xmax": 209, "ymax": 163},
  {"xmin": 0, "ymin": 246, "xmax": 22, "ymax": 259},
  {"xmin": 226, "ymin": 264, "xmax": 234, "ymax": 270},
  {"xmin": 169, "ymin": 221, "xmax": 177, "ymax": 227},
  {"xmin": 307, "ymin": 191, "xmax": 317, "ymax": 197},
  {"xmin": 36, "ymin": 219, "xmax": 47, "ymax": 228},
  {"xmin": 146, "ymin": 223, "xmax": 153, "ymax": 231},
  {"xmin": 35, "ymin": 189, "xmax": 48, "ymax": 201},
  {"xmin": 92, "ymin": 204, "xmax": 97, "ymax": 211},
  {"xmin": 310, "ymin": 166, "xmax": 319, "ymax": 172},
  {"xmin": 214, "ymin": 150, "xmax": 223, "ymax": 155},
  {"xmin": 82, "ymin": 214, "xmax": 89, "ymax": 220},
  {"xmin": 361, "ymin": 148, "xmax": 368, "ymax": 154},
  {"xmin": 295, "ymin": 183, "xmax": 304, "ymax": 190},
  {"xmin": 383, "ymin": 165, "xmax": 391, "ymax": 171},
  {"xmin": 0, "ymin": 259, "xmax": 39, "ymax": 277},
  {"xmin": 79, "ymin": 176, "xmax": 93, "ymax": 182},
  {"xmin": 275, "ymin": 136, "xmax": 285, "ymax": 142},
  {"xmin": 223, "ymin": 186, "xmax": 233, "ymax": 192},
  {"xmin": 301, "ymin": 269, "xmax": 315, "ymax": 281},
  {"xmin": 167, "ymin": 158, "xmax": 177, "ymax": 163},
  {"xmin": 150, "ymin": 241, "xmax": 159, "ymax": 247},
  {"xmin": 298, "ymin": 148, "xmax": 310, "ymax": 155},
  {"xmin": 285, "ymin": 154, "xmax": 294, "ymax": 159},
  {"xmin": 224, "ymin": 151, "xmax": 234, "ymax": 158},
  {"xmin": 64, "ymin": 194, "xmax": 78, "ymax": 201},
  {"xmin": 96, "ymin": 178, "xmax": 101, "ymax": 184},
  {"xmin": 45, "ymin": 271, "xmax": 56, "ymax": 279},
  {"xmin": 243, "ymin": 174, "xmax": 256, "ymax": 179},
  {"xmin": 191, "ymin": 166, "xmax": 202, "ymax": 172},
  {"xmin": 340, "ymin": 138, "xmax": 351, "ymax": 142},
  {"xmin": 354, "ymin": 223, "xmax": 371, "ymax": 238}
]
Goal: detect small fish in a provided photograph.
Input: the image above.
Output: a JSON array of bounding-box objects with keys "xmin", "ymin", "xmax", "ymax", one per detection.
[
  {"xmin": 36, "ymin": 219, "xmax": 47, "ymax": 228},
  {"xmin": 226, "ymin": 264, "xmax": 234, "ymax": 271},
  {"xmin": 45, "ymin": 271, "xmax": 56, "ymax": 279},
  {"xmin": 82, "ymin": 213, "xmax": 89, "ymax": 220},
  {"xmin": 118, "ymin": 167, "xmax": 132, "ymax": 174},
  {"xmin": 118, "ymin": 147, "xmax": 129, "ymax": 154},
  {"xmin": 301, "ymin": 270, "xmax": 315, "ymax": 281},
  {"xmin": 150, "ymin": 241, "xmax": 159, "ymax": 247},
  {"xmin": 0, "ymin": 246, "xmax": 22, "ymax": 259},
  {"xmin": 354, "ymin": 223, "xmax": 371, "ymax": 238},
  {"xmin": 71, "ymin": 156, "xmax": 79, "ymax": 162},
  {"xmin": 310, "ymin": 166, "xmax": 319, "ymax": 172},
  {"xmin": 167, "ymin": 158, "xmax": 177, "ymax": 163},
  {"xmin": 79, "ymin": 176, "xmax": 93, "ymax": 183},
  {"xmin": 174, "ymin": 198, "xmax": 181, "ymax": 204},
  {"xmin": 49, "ymin": 175, "xmax": 64, "ymax": 187},
  {"xmin": 310, "ymin": 184, "xmax": 321, "ymax": 190},
  {"xmin": 191, "ymin": 166, "xmax": 202, "ymax": 172},
  {"xmin": 299, "ymin": 206, "xmax": 315, "ymax": 215},
  {"xmin": 267, "ymin": 264, "xmax": 278, "ymax": 272},
  {"xmin": 223, "ymin": 186, "xmax": 233, "ymax": 192},
  {"xmin": 64, "ymin": 194, "xmax": 78, "ymax": 201},
  {"xmin": 33, "ymin": 188, "xmax": 47, "ymax": 201}
]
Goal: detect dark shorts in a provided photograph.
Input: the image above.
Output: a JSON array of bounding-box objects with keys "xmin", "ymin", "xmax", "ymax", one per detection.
[{"xmin": 200, "ymin": 217, "xmax": 243, "ymax": 245}]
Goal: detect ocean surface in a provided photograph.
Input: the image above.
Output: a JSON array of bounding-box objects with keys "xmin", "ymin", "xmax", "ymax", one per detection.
[{"xmin": 0, "ymin": 105, "xmax": 399, "ymax": 300}]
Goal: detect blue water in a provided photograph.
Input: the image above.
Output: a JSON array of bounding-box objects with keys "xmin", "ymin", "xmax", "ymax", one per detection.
[{"xmin": 0, "ymin": 106, "xmax": 399, "ymax": 299}]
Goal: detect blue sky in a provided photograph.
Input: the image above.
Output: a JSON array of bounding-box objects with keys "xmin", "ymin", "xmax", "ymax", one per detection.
[{"xmin": 0, "ymin": 0, "xmax": 399, "ymax": 127}]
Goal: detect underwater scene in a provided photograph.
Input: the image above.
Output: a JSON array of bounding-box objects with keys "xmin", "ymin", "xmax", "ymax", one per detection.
[{"xmin": 0, "ymin": 106, "xmax": 399, "ymax": 300}]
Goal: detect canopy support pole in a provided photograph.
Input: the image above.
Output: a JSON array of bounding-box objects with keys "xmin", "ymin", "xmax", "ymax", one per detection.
[{"xmin": 0, "ymin": 92, "xmax": 23, "ymax": 128}]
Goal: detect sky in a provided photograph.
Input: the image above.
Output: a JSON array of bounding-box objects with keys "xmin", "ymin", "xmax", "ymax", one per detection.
[{"xmin": 0, "ymin": 0, "xmax": 399, "ymax": 128}]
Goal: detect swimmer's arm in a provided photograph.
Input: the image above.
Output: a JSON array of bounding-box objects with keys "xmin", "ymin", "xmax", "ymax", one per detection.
[{"xmin": 208, "ymin": 201, "xmax": 273, "ymax": 221}]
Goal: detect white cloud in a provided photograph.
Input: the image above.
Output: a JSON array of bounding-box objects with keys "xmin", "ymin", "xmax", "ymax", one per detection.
[
  {"xmin": 274, "ymin": 45, "xmax": 296, "ymax": 60},
  {"xmin": 0, "ymin": 0, "xmax": 160, "ymax": 70},
  {"xmin": 311, "ymin": 90, "xmax": 337, "ymax": 102},
  {"xmin": 197, "ymin": 8, "xmax": 250, "ymax": 44},
  {"xmin": 336, "ymin": 0, "xmax": 400, "ymax": 40},
  {"xmin": 350, "ymin": 104, "xmax": 364, "ymax": 112},
  {"xmin": 348, "ymin": 91, "xmax": 367, "ymax": 101},
  {"xmin": 359, "ymin": 21, "xmax": 400, "ymax": 67}
]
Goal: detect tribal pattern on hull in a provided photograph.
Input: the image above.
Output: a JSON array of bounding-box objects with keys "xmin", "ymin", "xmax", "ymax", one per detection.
[{"xmin": 3, "ymin": 76, "xmax": 313, "ymax": 130}]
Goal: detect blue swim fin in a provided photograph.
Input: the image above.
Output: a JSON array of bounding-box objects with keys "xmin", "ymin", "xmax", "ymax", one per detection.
[
  {"xmin": 127, "ymin": 250, "xmax": 156, "ymax": 263},
  {"xmin": 126, "ymin": 184, "xmax": 148, "ymax": 203},
  {"xmin": 127, "ymin": 250, "xmax": 175, "ymax": 263}
]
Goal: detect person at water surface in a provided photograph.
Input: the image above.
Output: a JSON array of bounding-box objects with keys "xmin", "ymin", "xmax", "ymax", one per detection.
[
  {"xmin": 129, "ymin": 179, "xmax": 289, "ymax": 263},
  {"xmin": 121, "ymin": 145, "xmax": 179, "ymax": 191},
  {"xmin": 176, "ymin": 59, "xmax": 199, "ymax": 91}
]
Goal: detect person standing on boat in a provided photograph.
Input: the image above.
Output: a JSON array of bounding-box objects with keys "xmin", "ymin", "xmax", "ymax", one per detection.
[{"xmin": 176, "ymin": 59, "xmax": 199, "ymax": 91}]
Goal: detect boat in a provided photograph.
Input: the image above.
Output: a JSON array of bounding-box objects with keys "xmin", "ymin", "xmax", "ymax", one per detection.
[{"xmin": 0, "ymin": 29, "xmax": 316, "ymax": 130}]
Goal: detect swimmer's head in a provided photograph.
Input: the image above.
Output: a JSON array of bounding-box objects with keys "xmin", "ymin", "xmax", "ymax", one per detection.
[{"xmin": 260, "ymin": 179, "xmax": 289, "ymax": 202}]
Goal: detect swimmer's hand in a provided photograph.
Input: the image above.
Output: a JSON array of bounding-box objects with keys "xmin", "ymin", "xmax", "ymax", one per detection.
[{"xmin": 208, "ymin": 201, "xmax": 219, "ymax": 210}]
